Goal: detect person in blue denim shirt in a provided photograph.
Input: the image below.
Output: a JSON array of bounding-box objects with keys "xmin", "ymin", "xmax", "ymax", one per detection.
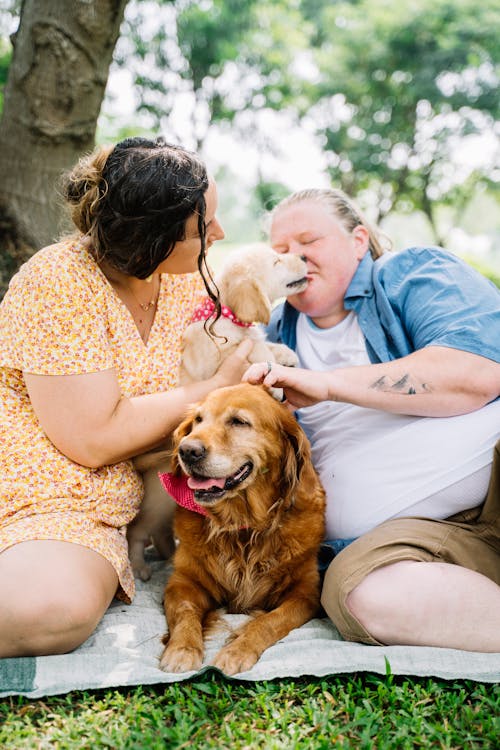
[{"xmin": 244, "ymin": 188, "xmax": 500, "ymax": 652}]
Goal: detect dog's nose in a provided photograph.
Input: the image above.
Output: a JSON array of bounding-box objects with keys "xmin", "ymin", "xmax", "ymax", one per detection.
[
  {"xmin": 300, "ymin": 255, "xmax": 306, "ymax": 262},
  {"xmin": 179, "ymin": 440, "xmax": 206, "ymax": 464}
]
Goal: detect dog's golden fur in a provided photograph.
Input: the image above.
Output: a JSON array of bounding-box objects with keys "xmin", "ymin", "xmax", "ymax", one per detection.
[
  {"xmin": 159, "ymin": 383, "xmax": 326, "ymax": 676},
  {"xmin": 127, "ymin": 244, "xmax": 307, "ymax": 580}
]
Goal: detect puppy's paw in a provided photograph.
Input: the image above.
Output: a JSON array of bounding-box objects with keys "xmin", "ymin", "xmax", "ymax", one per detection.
[
  {"xmin": 132, "ymin": 561, "xmax": 152, "ymax": 582},
  {"xmin": 269, "ymin": 386, "xmax": 286, "ymax": 403},
  {"xmin": 212, "ymin": 643, "xmax": 259, "ymax": 676},
  {"xmin": 159, "ymin": 644, "xmax": 203, "ymax": 674},
  {"xmin": 270, "ymin": 344, "xmax": 299, "ymax": 368}
]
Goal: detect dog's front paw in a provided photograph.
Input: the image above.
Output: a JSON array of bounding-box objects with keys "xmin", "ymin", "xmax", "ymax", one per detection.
[
  {"xmin": 269, "ymin": 386, "xmax": 286, "ymax": 403},
  {"xmin": 128, "ymin": 540, "xmax": 153, "ymax": 582},
  {"xmin": 270, "ymin": 344, "xmax": 299, "ymax": 368},
  {"xmin": 212, "ymin": 643, "xmax": 259, "ymax": 676},
  {"xmin": 132, "ymin": 561, "xmax": 152, "ymax": 582},
  {"xmin": 159, "ymin": 643, "xmax": 203, "ymax": 673}
]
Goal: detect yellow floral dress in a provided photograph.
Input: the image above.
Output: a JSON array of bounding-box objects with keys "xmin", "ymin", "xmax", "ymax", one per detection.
[{"xmin": 0, "ymin": 237, "xmax": 204, "ymax": 602}]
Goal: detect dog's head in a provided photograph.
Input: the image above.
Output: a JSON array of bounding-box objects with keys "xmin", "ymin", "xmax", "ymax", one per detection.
[
  {"xmin": 172, "ymin": 384, "xmax": 310, "ymax": 520},
  {"xmin": 216, "ymin": 244, "xmax": 308, "ymax": 325}
]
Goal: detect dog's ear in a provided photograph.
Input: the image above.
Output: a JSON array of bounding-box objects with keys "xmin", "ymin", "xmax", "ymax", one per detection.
[
  {"xmin": 171, "ymin": 412, "xmax": 195, "ymax": 476},
  {"xmin": 224, "ymin": 277, "xmax": 272, "ymax": 324},
  {"xmin": 279, "ymin": 413, "xmax": 309, "ymax": 506}
]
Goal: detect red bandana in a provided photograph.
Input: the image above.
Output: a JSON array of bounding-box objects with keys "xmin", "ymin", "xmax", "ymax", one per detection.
[
  {"xmin": 158, "ymin": 472, "xmax": 208, "ymax": 516},
  {"xmin": 190, "ymin": 297, "xmax": 253, "ymax": 328},
  {"xmin": 158, "ymin": 472, "xmax": 249, "ymax": 530}
]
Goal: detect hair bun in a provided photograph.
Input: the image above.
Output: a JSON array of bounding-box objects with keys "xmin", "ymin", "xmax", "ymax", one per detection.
[{"xmin": 61, "ymin": 144, "xmax": 113, "ymax": 234}]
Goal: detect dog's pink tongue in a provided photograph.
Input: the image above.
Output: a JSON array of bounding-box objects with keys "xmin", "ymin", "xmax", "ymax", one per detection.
[{"xmin": 187, "ymin": 476, "xmax": 225, "ymax": 490}]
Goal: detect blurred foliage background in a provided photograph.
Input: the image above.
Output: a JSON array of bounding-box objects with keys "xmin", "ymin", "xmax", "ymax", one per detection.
[{"xmin": 0, "ymin": 0, "xmax": 499, "ymax": 292}]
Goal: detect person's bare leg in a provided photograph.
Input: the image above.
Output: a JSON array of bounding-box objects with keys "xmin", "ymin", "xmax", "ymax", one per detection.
[
  {"xmin": 343, "ymin": 561, "xmax": 500, "ymax": 651},
  {"xmin": 0, "ymin": 540, "xmax": 118, "ymax": 657}
]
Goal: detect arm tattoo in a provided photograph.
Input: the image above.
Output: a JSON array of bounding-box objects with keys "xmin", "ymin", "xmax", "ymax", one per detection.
[{"xmin": 370, "ymin": 374, "xmax": 432, "ymax": 395}]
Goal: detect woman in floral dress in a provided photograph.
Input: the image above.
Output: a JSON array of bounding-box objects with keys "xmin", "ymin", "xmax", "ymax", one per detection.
[{"xmin": 0, "ymin": 137, "xmax": 252, "ymax": 657}]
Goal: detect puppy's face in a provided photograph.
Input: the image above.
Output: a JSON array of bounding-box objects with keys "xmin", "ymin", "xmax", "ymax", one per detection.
[
  {"xmin": 255, "ymin": 247, "xmax": 308, "ymax": 300},
  {"xmin": 172, "ymin": 384, "xmax": 305, "ymax": 508},
  {"xmin": 220, "ymin": 245, "xmax": 308, "ymax": 303}
]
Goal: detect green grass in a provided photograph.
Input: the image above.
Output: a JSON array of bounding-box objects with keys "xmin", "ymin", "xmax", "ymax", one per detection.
[{"xmin": 1, "ymin": 674, "xmax": 499, "ymax": 749}]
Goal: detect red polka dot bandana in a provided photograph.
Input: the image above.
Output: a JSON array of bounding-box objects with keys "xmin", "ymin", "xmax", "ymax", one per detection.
[{"xmin": 190, "ymin": 297, "xmax": 253, "ymax": 327}]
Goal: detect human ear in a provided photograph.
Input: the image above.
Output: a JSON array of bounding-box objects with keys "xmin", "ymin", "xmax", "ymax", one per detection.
[{"xmin": 352, "ymin": 225, "xmax": 370, "ymax": 259}]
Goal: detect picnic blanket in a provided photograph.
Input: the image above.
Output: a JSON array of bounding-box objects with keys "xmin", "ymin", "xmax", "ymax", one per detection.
[{"xmin": 2, "ymin": 556, "xmax": 499, "ymax": 698}]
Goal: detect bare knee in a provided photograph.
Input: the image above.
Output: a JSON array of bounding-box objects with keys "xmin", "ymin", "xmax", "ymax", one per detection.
[
  {"xmin": 346, "ymin": 573, "xmax": 384, "ymax": 631},
  {"xmin": 0, "ymin": 588, "xmax": 108, "ymax": 657},
  {"xmin": 345, "ymin": 561, "xmax": 421, "ymax": 643},
  {"xmin": 0, "ymin": 540, "xmax": 118, "ymax": 657},
  {"xmin": 321, "ymin": 559, "xmax": 417, "ymax": 644},
  {"xmin": 347, "ymin": 561, "xmax": 415, "ymax": 611}
]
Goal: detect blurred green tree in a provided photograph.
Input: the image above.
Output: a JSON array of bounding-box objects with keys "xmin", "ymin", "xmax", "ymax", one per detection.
[
  {"xmin": 117, "ymin": 0, "xmax": 499, "ymax": 244},
  {"xmin": 1, "ymin": 0, "xmax": 499, "ymax": 296},
  {"xmin": 116, "ymin": 0, "xmax": 314, "ymax": 149},
  {"xmin": 306, "ymin": 0, "xmax": 500, "ymax": 240}
]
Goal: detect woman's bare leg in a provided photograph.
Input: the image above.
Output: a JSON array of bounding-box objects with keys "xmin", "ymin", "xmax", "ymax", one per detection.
[
  {"xmin": 0, "ymin": 540, "xmax": 118, "ymax": 657},
  {"xmin": 344, "ymin": 560, "xmax": 500, "ymax": 651}
]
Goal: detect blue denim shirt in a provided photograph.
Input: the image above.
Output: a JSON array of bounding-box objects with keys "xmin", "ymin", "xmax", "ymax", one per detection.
[
  {"xmin": 267, "ymin": 246, "xmax": 500, "ymax": 364},
  {"xmin": 268, "ymin": 246, "xmax": 500, "ymax": 559}
]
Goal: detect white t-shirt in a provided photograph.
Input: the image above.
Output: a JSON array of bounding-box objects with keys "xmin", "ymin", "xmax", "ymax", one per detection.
[{"xmin": 295, "ymin": 311, "xmax": 500, "ymax": 540}]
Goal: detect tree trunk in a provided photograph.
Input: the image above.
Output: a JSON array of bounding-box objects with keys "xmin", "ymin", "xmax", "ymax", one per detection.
[{"xmin": 0, "ymin": 0, "xmax": 128, "ymax": 298}]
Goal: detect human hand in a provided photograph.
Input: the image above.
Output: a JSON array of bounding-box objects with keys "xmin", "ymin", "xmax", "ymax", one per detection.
[
  {"xmin": 242, "ymin": 361, "xmax": 330, "ymax": 408},
  {"xmin": 212, "ymin": 339, "xmax": 255, "ymax": 389}
]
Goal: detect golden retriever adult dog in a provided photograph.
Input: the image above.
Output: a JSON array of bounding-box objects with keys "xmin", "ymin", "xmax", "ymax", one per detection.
[
  {"xmin": 127, "ymin": 245, "xmax": 308, "ymax": 580},
  {"xmin": 159, "ymin": 383, "xmax": 326, "ymax": 676}
]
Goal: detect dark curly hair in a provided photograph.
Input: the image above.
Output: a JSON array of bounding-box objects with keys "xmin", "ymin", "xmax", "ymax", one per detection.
[{"xmin": 61, "ymin": 136, "xmax": 214, "ymax": 289}]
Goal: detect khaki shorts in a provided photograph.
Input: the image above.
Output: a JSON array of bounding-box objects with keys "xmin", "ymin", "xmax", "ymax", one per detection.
[{"xmin": 321, "ymin": 440, "xmax": 500, "ymax": 645}]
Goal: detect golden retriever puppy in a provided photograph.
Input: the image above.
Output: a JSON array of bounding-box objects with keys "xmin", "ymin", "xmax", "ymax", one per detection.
[
  {"xmin": 127, "ymin": 245, "xmax": 307, "ymax": 580},
  {"xmin": 180, "ymin": 243, "xmax": 308, "ymax": 383},
  {"xmin": 159, "ymin": 383, "xmax": 326, "ymax": 676}
]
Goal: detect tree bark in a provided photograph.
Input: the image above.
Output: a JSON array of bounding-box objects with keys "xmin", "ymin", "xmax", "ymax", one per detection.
[{"xmin": 0, "ymin": 0, "xmax": 128, "ymax": 297}]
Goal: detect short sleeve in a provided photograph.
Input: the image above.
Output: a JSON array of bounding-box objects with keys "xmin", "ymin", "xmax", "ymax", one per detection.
[
  {"xmin": 378, "ymin": 248, "xmax": 500, "ymax": 363},
  {"xmin": 0, "ymin": 244, "xmax": 115, "ymax": 375}
]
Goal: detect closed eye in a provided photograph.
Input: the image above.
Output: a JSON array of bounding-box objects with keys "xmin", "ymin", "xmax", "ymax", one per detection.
[{"xmin": 228, "ymin": 415, "xmax": 251, "ymax": 427}]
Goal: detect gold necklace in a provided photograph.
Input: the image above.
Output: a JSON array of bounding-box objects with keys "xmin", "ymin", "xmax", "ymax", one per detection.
[{"xmin": 126, "ymin": 277, "xmax": 160, "ymax": 312}]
